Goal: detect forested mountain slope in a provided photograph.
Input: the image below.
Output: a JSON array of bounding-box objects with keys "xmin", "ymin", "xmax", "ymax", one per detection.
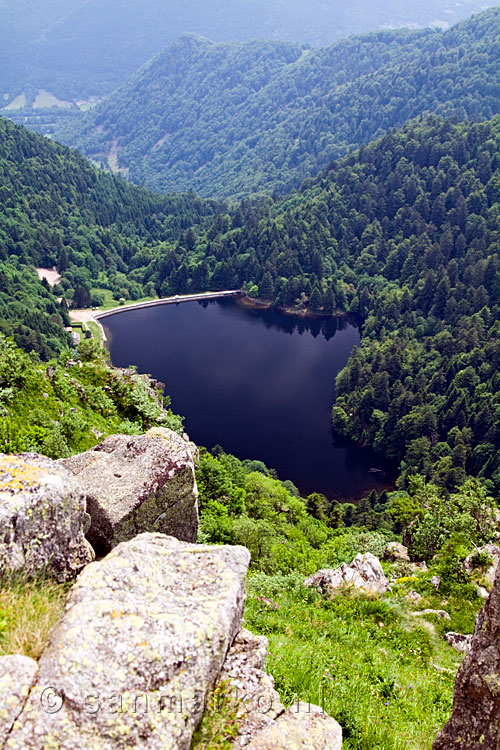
[
  {"xmin": 0, "ymin": 116, "xmax": 219, "ymax": 356},
  {"xmin": 1, "ymin": 0, "xmax": 496, "ymax": 101},
  {"xmin": 57, "ymin": 8, "xmax": 500, "ymax": 198},
  {"xmin": 2, "ymin": 111, "xmax": 500, "ymax": 496},
  {"xmin": 128, "ymin": 115, "xmax": 500, "ymax": 496}
]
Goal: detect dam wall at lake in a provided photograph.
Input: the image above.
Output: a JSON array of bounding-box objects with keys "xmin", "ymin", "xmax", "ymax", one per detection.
[{"xmin": 94, "ymin": 290, "xmax": 244, "ymax": 321}]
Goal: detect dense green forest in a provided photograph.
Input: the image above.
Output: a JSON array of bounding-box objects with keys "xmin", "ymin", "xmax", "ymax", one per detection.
[
  {"xmin": 2, "ymin": 111, "xmax": 500, "ymax": 499},
  {"xmin": 0, "ymin": 116, "xmax": 220, "ymax": 355},
  {"xmin": 1, "ymin": 0, "xmax": 495, "ymax": 102},
  {"xmin": 123, "ymin": 115, "xmax": 500, "ymax": 498},
  {"xmin": 57, "ymin": 8, "xmax": 500, "ymax": 198}
]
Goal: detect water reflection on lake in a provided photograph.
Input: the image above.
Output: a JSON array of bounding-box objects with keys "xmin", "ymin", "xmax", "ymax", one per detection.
[{"xmin": 103, "ymin": 298, "xmax": 393, "ymax": 500}]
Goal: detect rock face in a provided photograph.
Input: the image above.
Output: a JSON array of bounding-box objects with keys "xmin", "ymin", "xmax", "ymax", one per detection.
[
  {"xmin": 61, "ymin": 428, "xmax": 198, "ymax": 555},
  {"xmin": 304, "ymin": 553, "xmax": 389, "ymax": 597},
  {"xmin": 0, "ymin": 453, "xmax": 94, "ymax": 582},
  {"xmin": 434, "ymin": 568, "xmax": 500, "ymax": 750},
  {"xmin": 0, "ymin": 656, "xmax": 38, "ymax": 745},
  {"xmin": 6, "ymin": 534, "xmax": 250, "ymax": 750},
  {"xmin": 384, "ymin": 542, "xmax": 410, "ymax": 562},
  {"xmin": 220, "ymin": 629, "xmax": 342, "ymax": 749}
]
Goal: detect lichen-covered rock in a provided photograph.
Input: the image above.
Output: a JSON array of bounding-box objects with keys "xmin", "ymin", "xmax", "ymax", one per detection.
[
  {"xmin": 0, "ymin": 655, "xmax": 38, "ymax": 745},
  {"xmin": 220, "ymin": 629, "xmax": 285, "ymax": 746},
  {"xmin": 219, "ymin": 629, "xmax": 342, "ymax": 750},
  {"xmin": 61, "ymin": 428, "xmax": 198, "ymax": 555},
  {"xmin": 434, "ymin": 567, "xmax": 500, "ymax": 749},
  {"xmin": 244, "ymin": 704, "xmax": 342, "ymax": 750},
  {"xmin": 304, "ymin": 553, "xmax": 389, "ymax": 597},
  {"xmin": 6, "ymin": 533, "xmax": 250, "ymax": 750},
  {"xmin": 0, "ymin": 453, "xmax": 94, "ymax": 582},
  {"xmin": 384, "ymin": 542, "xmax": 410, "ymax": 562}
]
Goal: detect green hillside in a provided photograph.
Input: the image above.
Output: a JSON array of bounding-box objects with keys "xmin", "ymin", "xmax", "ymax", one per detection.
[
  {"xmin": 57, "ymin": 9, "xmax": 500, "ymax": 198},
  {"xmin": 0, "ymin": 116, "xmax": 219, "ymax": 356},
  {"xmin": 125, "ymin": 115, "xmax": 500, "ymax": 497},
  {"xmin": 2, "ymin": 108, "xmax": 500, "ymax": 498}
]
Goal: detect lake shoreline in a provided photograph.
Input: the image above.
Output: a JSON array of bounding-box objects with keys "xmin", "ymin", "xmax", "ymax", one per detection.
[{"xmin": 236, "ymin": 293, "xmax": 351, "ymax": 320}]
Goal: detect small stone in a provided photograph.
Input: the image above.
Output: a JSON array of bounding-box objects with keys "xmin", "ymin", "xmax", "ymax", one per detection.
[
  {"xmin": 430, "ymin": 575, "xmax": 441, "ymax": 590},
  {"xmin": 243, "ymin": 704, "xmax": 342, "ymax": 749},
  {"xmin": 412, "ymin": 609, "xmax": 451, "ymax": 621},
  {"xmin": 405, "ymin": 590, "xmax": 423, "ymax": 604},
  {"xmin": 445, "ymin": 632, "xmax": 472, "ymax": 653},
  {"xmin": 464, "ymin": 545, "xmax": 500, "ymax": 589}
]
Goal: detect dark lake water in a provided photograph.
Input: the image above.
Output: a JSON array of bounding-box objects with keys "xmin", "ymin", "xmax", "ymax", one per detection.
[{"xmin": 103, "ymin": 299, "xmax": 393, "ymax": 501}]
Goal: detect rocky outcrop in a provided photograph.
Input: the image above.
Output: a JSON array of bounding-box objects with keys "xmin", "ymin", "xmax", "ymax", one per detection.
[
  {"xmin": 0, "ymin": 453, "xmax": 93, "ymax": 582},
  {"xmin": 434, "ymin": 568, "xmax": 500, "ymax": 750},
  {"xmin": 304, "ymin": 553, "xmax": 389, "ymax": 597},
  {"xmin": 6, "ymin": 533, "xmax": 250, "ymax": 750},
  {"xmin": 0, "ymin": 656, "xmax": 37, "ymax": 745},
  {"xmin": 61, "ymin": 428, "xmax": 198, "ymax": 555},
  {"xmin": 220, "ymin": 629, "xmax": 342, "ymax": 749},
  {"xmin": 464, "ymin": 544, "xmax": 500, "ymax": 589},
  {"xmin": 384, "ymin": 542, "xmax": 410, "ymax": 562},
  {"xmin": 220, "ymin": 629, "xmax": 283, "ymax": 744}
]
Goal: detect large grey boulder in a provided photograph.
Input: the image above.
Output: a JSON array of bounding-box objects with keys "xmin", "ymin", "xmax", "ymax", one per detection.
[
  {"xmin": 434, "ymin": 567, "xmax": 500, "ymax": 749},
  {"xmin": 0, "ymin": 453, "xmax": 94, "ymax": 582},
  {"xmin": 61, "ymin": 428, "xmax": 198, "ymax": 555},
  {"xmin": 0, "ymin": 656, "xmax": 38, "ymax": 745},
  {"xmin": 221, "ymin": 629, "xmax": 342, "ymax": 749},
  {"xmin": 6, "ymin": 533, "xmax": 250, "ymax": 750},
  {"xmin": 304, "ymin": 553, "xmax": 389, "ymax": 597}
]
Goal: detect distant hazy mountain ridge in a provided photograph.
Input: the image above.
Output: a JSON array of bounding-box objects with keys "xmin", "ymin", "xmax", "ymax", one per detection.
[
  {"xmin": 56, "ymin": 8, "xmax": 500, "ymax": 198},
  {"xmin": 0, "ymin": 0, "xmax": 497, "ymax": 101}
]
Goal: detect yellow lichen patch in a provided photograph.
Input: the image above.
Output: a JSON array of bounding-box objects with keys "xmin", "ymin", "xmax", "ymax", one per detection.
[{"xmin": 0, "ymin": 455, "xmax": 46, "ymax": 492}]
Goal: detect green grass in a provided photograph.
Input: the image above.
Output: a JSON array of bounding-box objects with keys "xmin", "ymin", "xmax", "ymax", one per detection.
[
  {"xmin": 242, "ymin": 573, "xmax": 472, "ymax": 750},
  {"xmin": 93, "ymin": 288, "xmax": 158, "ymax": 311},
  {"xmin": 86, "ymin": 320, "xmax": 103, "ymax": 347},
  {"xmin": 0, "ymin": 576, "xmax": 70, "ymax": 660},
  {"xmin": 191, "ymin": 681, "xmax": 240, "ymax": 749}
]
